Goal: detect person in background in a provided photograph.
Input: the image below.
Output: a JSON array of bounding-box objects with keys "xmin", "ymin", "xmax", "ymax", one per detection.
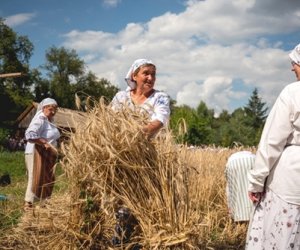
[
  {"xmin": 225, "ymin": 150, "xmax": 255, "ymax": 222},
  {"xmin": 246, "ymin": 43, "xmax": 300, "ymax": 249},
  {"xmin": 110, "ymin": 59, "xmax": 170, "ymax": 246},
  {"xmin": 24, "ymin": 98, "xmax": 60, "ymax": 210}
]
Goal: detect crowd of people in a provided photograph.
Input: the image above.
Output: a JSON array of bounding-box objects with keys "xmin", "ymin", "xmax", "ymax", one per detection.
[
  {"xmin": 6, "ymin": 136, "xmax": 26, "ymax": 151},
  {"xmin": 4, "ymin": 41, "xmax": 300, "ymax": 248}
]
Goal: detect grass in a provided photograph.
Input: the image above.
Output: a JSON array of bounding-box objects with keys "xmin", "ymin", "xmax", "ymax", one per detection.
[
  {"xmin": 0, "ymin": 150, "xmax": 67, "ymax": 236},
  {"xmin": 0, "ymin": 151, "xmax": 25, "ymax": 235},
  {"xmin": 0, "ymin": 151, "xmax": 25, "ymax": 182}
]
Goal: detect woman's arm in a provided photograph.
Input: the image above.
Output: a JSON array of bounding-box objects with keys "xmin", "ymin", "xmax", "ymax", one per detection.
[
  {"xmin": 27, "ymin": 138, "xmax": 52, "ymax": 150},
  {"xmin": 25, "ymin": 115, "xmax": 51, "ymax": 149},
  {"xmin": 142, "ymin": 120, "xmax": 163, "ymax": 138},
  {"xmin": 248, "ymin": 87, "xmax": 293, "ymax": 193}
]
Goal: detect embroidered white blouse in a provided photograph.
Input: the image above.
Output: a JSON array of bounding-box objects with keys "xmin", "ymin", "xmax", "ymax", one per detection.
[
  {"xmin": 248, "ymin": 81, "xmax": 300, "ymax": 205},
  {"xmin": 111, "ymin": 88, "xmax": 170, "ymax": 126},
  {"xmin": 25, "ymin": 112, "xmax": 60, "ymax": 154}
]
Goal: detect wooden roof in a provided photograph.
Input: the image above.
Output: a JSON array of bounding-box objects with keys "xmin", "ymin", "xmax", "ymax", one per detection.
[{"xmin": 16, "ymin": 102, "xmax": 86, "ymax": 130}]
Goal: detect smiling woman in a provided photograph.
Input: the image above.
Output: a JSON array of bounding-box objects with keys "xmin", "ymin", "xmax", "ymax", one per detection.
[
  {"xmin": 110, "ymin": 59, "xmax": 171, "ymax": 245},
  {"xmin": 112, "ymin": 59, "xmax": 170, "ymax": 138}
]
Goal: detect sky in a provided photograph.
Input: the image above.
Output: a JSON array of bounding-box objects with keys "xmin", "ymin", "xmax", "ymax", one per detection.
[{"xmin": 1, "ymin": 0, "xmax": 300, "ymax": 115}]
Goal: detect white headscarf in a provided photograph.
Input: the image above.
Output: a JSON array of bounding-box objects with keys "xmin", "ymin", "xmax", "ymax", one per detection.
[
  {"xmin": 125, "ymin": 59, "xmax": 154, "ymax": 90},
  {"xmin": 289, "ymin": 43, "xmax": 300, "ymax": 64},
  {"xmin": 34, "ymin": 98, "xmax": 58, "ymax": 121},
  {"xmin": 37, "ymin": 98, "xmax": 58, "ymax": 112}
]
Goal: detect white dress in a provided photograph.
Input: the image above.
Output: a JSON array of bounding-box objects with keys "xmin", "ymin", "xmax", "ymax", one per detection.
[{"xmin": 247, "ymin": 81, "xmax": 300, "ymax": 249}]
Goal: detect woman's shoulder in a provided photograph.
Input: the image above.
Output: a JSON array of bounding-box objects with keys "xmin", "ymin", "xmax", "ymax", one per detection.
[
  {"xmin": 151, "ymin": 90, "xmax": 170, "ymax": 106},
  {"xmin": 32, "ymin": 112, "xmax": 47, "ymax": 122},
  {"xmin": 114, "ymin": 90, "xmax": 129, "ymax": 99},
  {"xmin": 286, "ymin": 81, "xmax": 300, "ymax": 90},
  {"xmin": 281, "ymin": 81, "xmax": 300, "ymax": 98},
  {"xmin": 152, "ymin": 89, "xmax": 170, "ymax": 99}
]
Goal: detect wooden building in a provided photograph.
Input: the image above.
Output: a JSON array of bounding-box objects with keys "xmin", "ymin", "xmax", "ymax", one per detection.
[{"xmin": 16, "ymin": 102, "xmax": 86, "ymax": 136}]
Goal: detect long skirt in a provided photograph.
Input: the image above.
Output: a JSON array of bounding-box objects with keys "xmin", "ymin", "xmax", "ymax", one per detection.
[
  {"xmin": 246, "ymin": 189, "xmax": 300, "ymax": 250},
  {"xmin": 32, "ymin": 144, "xmax": 57, "ymax": 199}
]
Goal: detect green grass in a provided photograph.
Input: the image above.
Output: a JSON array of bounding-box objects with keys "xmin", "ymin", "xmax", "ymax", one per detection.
[
  {"xmin": 0, "ymin": 151, "xmax": 26, "ymax": 235},
  {"xmin": 0, "ymin": 151, "xmax": 67, "ymax": 236},
  {"xmin": 0, "ymin": 151, "xmax": 26, "ymax": 182}
]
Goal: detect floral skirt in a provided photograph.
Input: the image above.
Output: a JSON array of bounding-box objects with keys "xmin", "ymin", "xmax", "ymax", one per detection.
[{"xmin": 246, "ymin": 189, "xmax": 300, "ymax": 250}]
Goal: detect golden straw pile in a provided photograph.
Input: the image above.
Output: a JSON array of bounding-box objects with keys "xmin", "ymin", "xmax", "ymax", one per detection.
[{"xmin": 0, "ymin": 99, "xmax": 252, "ymax": 249}]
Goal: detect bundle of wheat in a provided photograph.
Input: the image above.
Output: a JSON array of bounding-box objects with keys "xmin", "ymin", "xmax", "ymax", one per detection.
[{"xmin": 59, "ymin": 99, "xmax": 202, "ymax": 249}]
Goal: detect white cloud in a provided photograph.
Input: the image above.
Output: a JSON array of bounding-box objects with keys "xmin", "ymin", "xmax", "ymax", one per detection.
[
  {"xmin": 4, "ymin": 13, "xmax": 36, "ymax": 27},
  {"xmin": 176, "ymin": 77, "xmax": 233, "ymax": 110},
  {"xmin": 62, "ymin": 0, "xmax": 300, "ymax": 114},
  {"xmin": 102, "ymin": 0, "xmax": 121, "ymax": 8}
]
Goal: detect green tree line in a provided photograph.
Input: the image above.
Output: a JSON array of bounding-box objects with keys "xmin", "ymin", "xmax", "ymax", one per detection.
[
  {"xmin": 0, "ymin": 18, "xmax": 268, "ymax": 148},
  {"xmin": 170, "ymin": 88, "xmax": 267, "ymax": 147}
]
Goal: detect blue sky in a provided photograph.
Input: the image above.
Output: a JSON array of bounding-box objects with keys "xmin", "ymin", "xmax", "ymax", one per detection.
[{"xmin": 1, "ymin": 0, "xmax": 300, "ymax": 114}]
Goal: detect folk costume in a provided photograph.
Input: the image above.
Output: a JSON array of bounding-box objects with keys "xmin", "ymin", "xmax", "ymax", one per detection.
[{"xmin": 24, "ymin": 98, "xmax": 60, "ymax": 205}]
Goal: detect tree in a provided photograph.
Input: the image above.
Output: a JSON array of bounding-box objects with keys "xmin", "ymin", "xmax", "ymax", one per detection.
[
  {"xmin": 196, "ymin": 101, "xmax": 214, "ymax": 122},
  {"xmin": 74, "ymin": 71, "xmax": 119, "ymax": 106},
  {"xmin": 44, "ymin": 46, "xmax": 85, "ymax": 108},
  {"xmin": 195, "ymin": 101, "xmax": 215, "ymax": 144},
  {"xmin": 244, "ymin": 88, "xmax": 268, "ymax": 145},
  {"xmin": 244, "ymin": 88, "xmax": 268, "ymax": 129},
  {"xmin": 170, "ymin": 103, "xmax": 212, "ymax": 146},
  {"xmin": 229, "ymin": 108, "xmax": 255, "ymax": 146},
  {"xmin": 218, "ymin": 110, "xmax": 231, "ymax": 123},
  {"xmin": 30, "ymin": 68, "xmax": 51, "ymax": 101},
  {"xmin": 212, "ymin": 110, "xmax": 231, "ymax": 146},
  {"xmin": 0, "ymin": 18, "xmax": 34, "ymax": 126}
]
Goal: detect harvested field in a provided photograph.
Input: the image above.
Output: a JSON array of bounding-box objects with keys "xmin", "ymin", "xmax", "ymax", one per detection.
[{"xmin": 0, "ymin": 100, "xmax": 254, "ymax": 249}]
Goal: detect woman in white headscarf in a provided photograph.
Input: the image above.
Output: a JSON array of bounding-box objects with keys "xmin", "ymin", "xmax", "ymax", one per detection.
[
  {"xmin": 246, "ymin": 44, "xmax": 300, "ymax": 249},
  {"xmin": 24, "ymin": 98, "xmax": 60, "ymax": 209},
  {"xmin": 110, "ymin": 59, "xmax": 170, "ymax": 246},
  {"xmin": 111, "ymin": 58, "xmax": 170, "ymax": 138}
]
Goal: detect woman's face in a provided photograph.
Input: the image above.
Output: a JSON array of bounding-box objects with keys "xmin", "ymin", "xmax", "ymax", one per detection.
[
  {"xmin": 43, "ymin": 105, "xmax": 58, "ymax": 119},
  {"xmin": 291, "ymin": 61, "xmax": 300, "ymax": 81},
  {"xmin": 132, "ymin": 65, "xmax": 156, "ymax": 92}
]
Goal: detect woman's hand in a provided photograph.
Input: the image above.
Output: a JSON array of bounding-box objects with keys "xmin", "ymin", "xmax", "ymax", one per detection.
[
  {"xmin": 248, "ymin": 191, "xmax": 264, "ymax": 203},
  {"xmin": 43, "ymin": 142, "xmax": 51, "ymax": 150},
  {"xmin": 142, "ymin": 120, "xmax": 163, "ymax": 139}
]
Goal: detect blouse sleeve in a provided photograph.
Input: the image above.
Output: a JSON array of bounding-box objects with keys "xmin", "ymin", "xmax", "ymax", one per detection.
[
  {"xmin": 111, "ymin": 91, "xmax": 127, "ymax": 111},
  {"xmin": 25, "ymin": 115, "xmax": 46, "ymax": 140},
  {"xmin": 151, "ymin": 93, "xmax": 171, "ymax": 126},
  {"xmin": 248, "ymin": 87, "xmax": 293, "ymax": 192}
]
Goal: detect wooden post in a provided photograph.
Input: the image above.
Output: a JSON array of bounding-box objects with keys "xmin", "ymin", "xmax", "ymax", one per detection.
[{"xmin": 0, "ymin": 72, "xmax": 24, "ymax": 78}]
